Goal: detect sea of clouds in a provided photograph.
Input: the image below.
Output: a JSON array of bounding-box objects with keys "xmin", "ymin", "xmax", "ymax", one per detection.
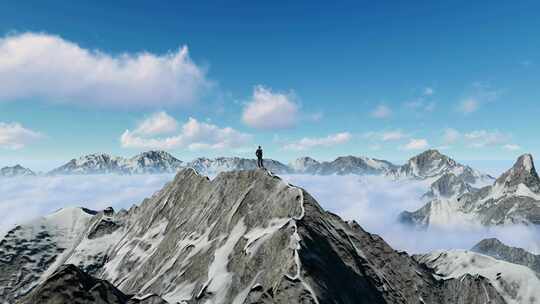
[{"xmin": 1, "ymin": 173, "xmax": 538, "ymax": 254}]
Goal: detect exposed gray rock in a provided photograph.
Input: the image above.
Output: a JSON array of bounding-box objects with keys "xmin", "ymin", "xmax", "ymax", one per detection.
[
  {"xmin": 1, "ymin": 169, "xmax": 507, "ymax": 303},
  {"xmin": 494, "ymin": 153, "xmax": 540, "ymax": 194},
  {"xmin": 0, "ymin": 165, "xmax": 35, "ymax": 177},
  {"xmin": 16, "ymin": 264, "xmax": 169, "ymax": 304},
  {"xmin": 472, "ymin": 238, "xmax": 540, "ymax": 274}
]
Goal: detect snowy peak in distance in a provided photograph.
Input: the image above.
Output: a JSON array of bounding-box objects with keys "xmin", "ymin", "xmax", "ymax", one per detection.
[
  {"xmin": 289, "ymin": 155, "xmax": 397, "ymax": 175},
  {"xmin": 49, "ymin": 150, "xmax": 183, "ymax": 175},
  {"xmin": 390, "ymin": 149, "xmax": 492, "ymax": 184},
  {"xmin": 49, "ymin": 153, "xmax": 124, "ymax": 175},
  {"xmin": 495, "ymin": 153, "xmax": 540, "ymax": 194},
  {"xmin": 401, "ymin": 153, "xmax": 540, "ymax": 227},
  {"xmin": 288, "ymin": 156, "xmax": 320, "ymax": 173},
  {"xmin": 127, "ymin": 150, "xmax": 183, "ymax": 174},
  {"xmin": 0, "ymin": 164, "xmax": 35, "ymax": 177}
]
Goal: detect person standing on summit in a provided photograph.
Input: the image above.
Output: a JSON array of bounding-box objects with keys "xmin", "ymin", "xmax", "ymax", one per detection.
[{"xmin": 256, "ymin": 146, "xmax": 264, "ymax": 168}]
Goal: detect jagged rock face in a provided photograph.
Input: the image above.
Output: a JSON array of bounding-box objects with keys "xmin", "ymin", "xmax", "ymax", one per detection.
[
  {"xmin": 389, "ymin": 149, "xmax": 492, "ymax": 184},
  {"xmin": 1, "ymin": 169, "xmax": 508, "ymax": 303},
  {"xmin": 401, "ymin": 154, "xmax": 540, "ymax": 227},
  {"xmin": 186, "ymin": 157, "xmax": 292, "ymax": 174},
  {"xmin": 0, "ymin": 165, "xmax": 35, "ymax": 177},
  {"xmin": 416, "ymin": 250, "xmax": 540, "ymax": 304},
  {"xmin": 290, "ymin": 155, "xmax": 397, "ymax": 175},
  {"xmin": 16, "ymin": 264, "xmax": 130, "ymax": 304},
  {"xmin": 16, "ymin": 264, "xmax": 169, "ymax": 304},
  {"xmin": 472, "ymin": 238, "xmax": 540, "ymax": 274},
  {"xmin": 495, "ymin": 154, "xmax": 540, "ymax": 194}
]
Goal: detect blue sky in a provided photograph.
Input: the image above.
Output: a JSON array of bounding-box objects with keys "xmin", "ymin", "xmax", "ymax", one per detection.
[{"xmin": 0, "ymin": 1, "xmax": 539, "ymax": 171}]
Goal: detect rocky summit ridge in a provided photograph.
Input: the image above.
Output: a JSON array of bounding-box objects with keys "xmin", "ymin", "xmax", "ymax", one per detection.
[{"xmin": 0, "ymin": 168, "xmax": 506, "ymax": 304}]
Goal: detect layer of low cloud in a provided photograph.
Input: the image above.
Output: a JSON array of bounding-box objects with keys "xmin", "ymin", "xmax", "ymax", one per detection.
[
  {"xmin": 0, "ymin": 32, "xmax": 209, "ymax": 108},
  {"xmin": 284, "ymin": 132, "xmax": 351, "ymax": 151},
  {"xmin": 402, "ymin": 138, "xmax": 429, "ymax": 150},
  {"xmin": 371, "ymin": 104, "xmax": 392, "ymax": 118},
  {"xmin": 0, "ymin": 122, "xmax": 43, "ymax": 149},
  {"xmin": 0, "ymin": 174, "xmax": 173, "ymax": 238},
  {"xmin": 242, "ymin": 86, "xmax": 299, "ymax": 130},
  {"xmin": 121, "ymin": 112, "xmax": 251, "ymax": 150},
  {"xmin": 2, "ymin": 174, "xmax": 538, "ymax": 255}
]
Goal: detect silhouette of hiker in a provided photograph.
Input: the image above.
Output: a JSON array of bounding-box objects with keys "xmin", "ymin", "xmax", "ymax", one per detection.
[{"xmin": 256, "ymin": 146, "xmax": 264, "ymax": 168}]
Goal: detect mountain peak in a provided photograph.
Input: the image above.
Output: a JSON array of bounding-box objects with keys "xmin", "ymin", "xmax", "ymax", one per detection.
[{"xmin": 495, "ymin": 153, "xmax": 540, "ymax": 193}]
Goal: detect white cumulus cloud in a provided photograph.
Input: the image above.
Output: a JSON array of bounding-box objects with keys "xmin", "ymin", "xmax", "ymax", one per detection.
[
  {"xmin": 134, "ymin": 111, "xmax": 179, "ymax": 136},
  {"xmin": 0, "ymin": 32, "xmax": 209, "ymax": 108},
  {"xmin": 402, "ymin": 138, "xmax": 429, "ymax": 150},
  {"xmin": 371, "ymin": 104, "xmax": 392, "ymax": 118},
  {"xmin": 121, "ymin": 113, "xmax": 251, "ymax": 150},
  {"xmin": 242, "ymin": 85, "xmax": 299, "ymax": 130},
  {"xmin": 284, "ymin": 132, "xmax": 351, "ymax": 151},
  {"xmin": 0, "ymin": 122, "xmax": 42, "ymax": 149}
]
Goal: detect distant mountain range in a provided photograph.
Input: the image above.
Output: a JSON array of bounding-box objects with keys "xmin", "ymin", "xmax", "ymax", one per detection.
[
  {"xmin": 401, "ymin": 153, "xmax": 540, "ymax": 227},
  {"xmin": 0, "ymin": 149, "xmax": 494, "ymax": 184},
  {"xmin": 0, "ymin": 165, "xmax": 35, "ymax": 177}
]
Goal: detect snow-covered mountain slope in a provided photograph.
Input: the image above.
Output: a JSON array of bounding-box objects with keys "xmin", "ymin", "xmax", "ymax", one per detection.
[
  {"xmin": 186, "ymin": 156, "xmax": 291, "ymax": 174},
  {"xmin": 0, "ymin": 165, "xmax": 35, "ymax": 177},
  {"xmin": 48, "ymin": 151, "xmax": 291, "ymax": 175},
  {"xmin": 472, "ymin": 238, "xmax": 540, "ymax": 274},
  {"xmin": 0, "ymin": 169, "xmax": 506, "ymax": 304},
  {"xmin": 290, "ymin": 155, "xmax": 397, "ymax": 175},
  {"xmin": 400, "ymin": 154, "xmax": 540, "ymax": 227},
  {"xmin": 49, "ymin": 153, "xmax": 128, "ymax": 174},
  {"xmin": 288, "ymin": 156, "xmax": 320, "ymax": 173},
  {"xmin": 125, "ymin": 151, "xmax": 184, "ymax": 174},
  {"xmin": 416, "ymin": 250, "xmax": 540, "ymax": 304},
  {"xmin": 388, "ymin": 149, "xmax": 493, "ymax": 185},
  {"xmin": 49, "ymin": 151, "xmax": 184, "ymax": 175}
]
